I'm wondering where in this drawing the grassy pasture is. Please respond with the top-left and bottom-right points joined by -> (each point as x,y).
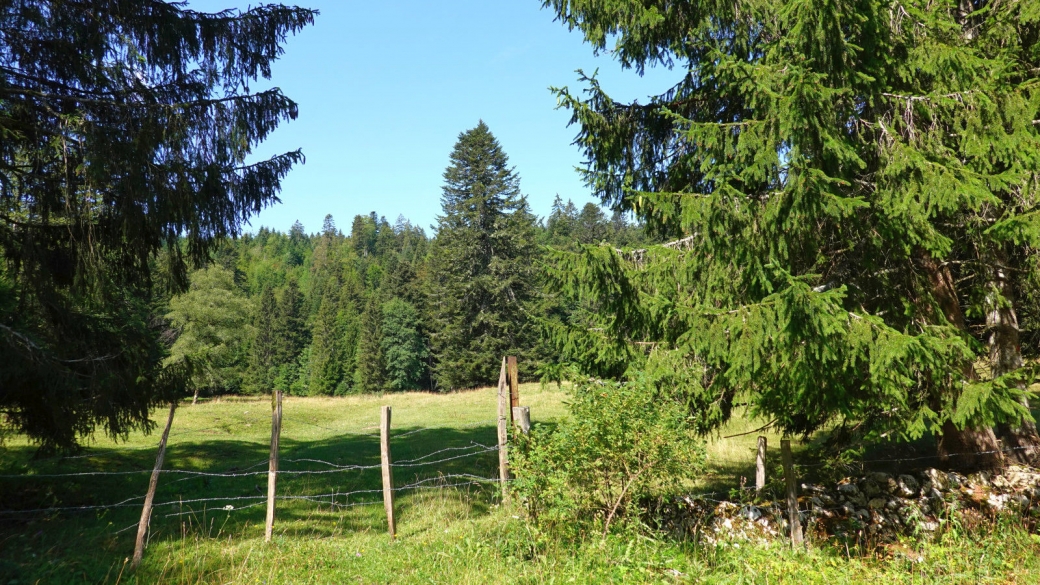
0,383 -> 564,583
2,384 -> 1039,584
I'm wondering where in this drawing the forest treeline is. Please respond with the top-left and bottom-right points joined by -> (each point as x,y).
162,190 -> 648,395
5,0 -> 1040,474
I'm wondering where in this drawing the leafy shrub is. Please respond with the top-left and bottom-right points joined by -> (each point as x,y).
512,376 -> 704,537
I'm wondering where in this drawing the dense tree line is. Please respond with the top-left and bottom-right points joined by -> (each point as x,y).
161,123 -> 652,398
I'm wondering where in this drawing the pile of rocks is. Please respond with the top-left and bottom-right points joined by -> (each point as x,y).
655,465 -> 1040,543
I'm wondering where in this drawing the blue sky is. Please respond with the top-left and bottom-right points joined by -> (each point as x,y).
188,1 -> 677,234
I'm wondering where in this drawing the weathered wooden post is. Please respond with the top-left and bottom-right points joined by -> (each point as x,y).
507,356 -> 519,423
497,357 -> 510,500
512,406 -> 531,435
780,439 -> 803,547
132,402 -> 177,569
265,390 -> 283,543
756,436 -> 767,494
380,405 -> 396,539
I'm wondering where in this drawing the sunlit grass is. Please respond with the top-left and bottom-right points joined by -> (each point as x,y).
2,383 -> 1039,583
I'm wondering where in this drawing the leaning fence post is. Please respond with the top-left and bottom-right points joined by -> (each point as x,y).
132,401 -> 177,569
512,406 -> 531,435
265,390 -> 283,543
507,356 -> 519,423
756,436 -> 767,494
780,439 -> 803,547
380,405 -> 396,539
497,357 -> 510,500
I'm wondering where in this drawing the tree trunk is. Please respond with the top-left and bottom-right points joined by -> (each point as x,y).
987,259 -> 1039,464
937,421 -> 1003,470
920,253 -> 1003,469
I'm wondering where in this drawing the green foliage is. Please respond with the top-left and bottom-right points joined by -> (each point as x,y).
309,287 -> 344,395
165,266 -> 253,395
353,293 -> 386,393
542,0 -> 1040,446
0,0 -> 313,449
275,346 -> 311,396
5,388 -> 1040,583
381,297 -> 429,391
244,286 -> 279,394
513,376 -> 704,536
542,195 -> 652,250
426,121 -> 542,389
273,279 -> 308,365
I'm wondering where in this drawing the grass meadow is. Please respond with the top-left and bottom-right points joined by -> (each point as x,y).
2,383 -> 1039,584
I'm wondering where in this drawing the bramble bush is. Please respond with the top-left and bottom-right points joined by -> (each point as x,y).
512,376 -> 704,537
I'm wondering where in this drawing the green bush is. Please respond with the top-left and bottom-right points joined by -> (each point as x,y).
512,376 -> 705,537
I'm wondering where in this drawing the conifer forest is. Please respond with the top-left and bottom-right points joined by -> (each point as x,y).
4,1 -> 1040,583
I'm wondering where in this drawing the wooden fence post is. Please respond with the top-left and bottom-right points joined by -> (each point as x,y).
780,439 -> 803,547
512,406 -> 531,435
756,436 -> 767,494
131,402 -> 177,569
507,356 -> 519,423
265,390 -> 283,543
497,357 -> 510,500
380,405 -> 396,539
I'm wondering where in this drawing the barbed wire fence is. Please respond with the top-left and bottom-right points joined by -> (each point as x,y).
0,356 -> 529,567
5,356 -> 1035,563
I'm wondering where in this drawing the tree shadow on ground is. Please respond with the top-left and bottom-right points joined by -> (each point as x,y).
0,424 -> 501,583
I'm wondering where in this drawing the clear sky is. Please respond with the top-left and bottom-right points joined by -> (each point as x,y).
187,1 -> 678,234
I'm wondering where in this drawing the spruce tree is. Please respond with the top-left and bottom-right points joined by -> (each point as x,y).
0,1 -> 314,448
245,286 -> 279,393
544,0 -> 1040,467
381,297 -> 429,391
354,293 -> 387,393
335,295 -> 362,394
426,122 -> 540,389
308,287 -> 342,395
273,279 -> 307,366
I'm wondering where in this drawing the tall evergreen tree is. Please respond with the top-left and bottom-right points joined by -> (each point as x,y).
381,298 -> 429,391
273,279 -> 307,366
0,1 -> 314,449
426,122 -> 540,389
245,286 -> 279,393
544,0 -> 1040,467
308,286 -> 342,395
287,220 -> 309,267
354,292 -> 387,393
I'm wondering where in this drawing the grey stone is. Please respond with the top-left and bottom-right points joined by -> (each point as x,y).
897,474 -> 919,497
869,471 -> 893,483
740,505 -> 762,521
842,490 -> 866,506
836,482 -> 859,495
924,469 -> 947,491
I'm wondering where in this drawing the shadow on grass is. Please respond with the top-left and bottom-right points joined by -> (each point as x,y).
0,424 -> 501,583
